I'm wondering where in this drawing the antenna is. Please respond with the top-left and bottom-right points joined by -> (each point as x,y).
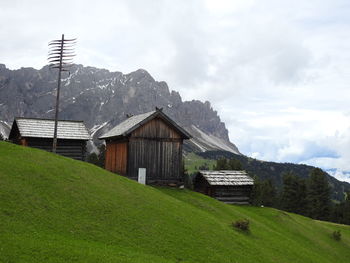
48,34 -> 76,153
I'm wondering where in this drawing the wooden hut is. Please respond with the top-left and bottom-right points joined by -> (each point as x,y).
99,109 -> 191,185
194,170 -> 254,204
9,117 -> 90,160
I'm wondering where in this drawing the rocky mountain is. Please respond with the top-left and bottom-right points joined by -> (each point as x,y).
0,63 -> 239,154
0,120 -> 10,140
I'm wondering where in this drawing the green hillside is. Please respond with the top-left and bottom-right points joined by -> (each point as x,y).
1,141 -> 349,263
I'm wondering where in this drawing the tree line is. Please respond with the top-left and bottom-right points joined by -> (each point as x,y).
215,158 -> 350,225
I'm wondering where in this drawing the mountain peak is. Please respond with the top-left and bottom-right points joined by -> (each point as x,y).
0,63 -> 238,153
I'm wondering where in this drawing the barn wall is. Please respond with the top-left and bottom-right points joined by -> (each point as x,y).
194,175 -> 212,196
121,118 -> 183,183
26,138 -> 87,161
131,118 -> 181,139
127,138 -> 183,183
105,141 -> 128,174
213,185 -> 253,204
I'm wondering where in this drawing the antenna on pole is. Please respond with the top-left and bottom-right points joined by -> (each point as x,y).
48,34 -> 76,153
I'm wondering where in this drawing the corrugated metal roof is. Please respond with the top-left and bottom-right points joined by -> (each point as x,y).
15,118 -> 90,140
199,170 -> 254,186
99,109 -> 191,140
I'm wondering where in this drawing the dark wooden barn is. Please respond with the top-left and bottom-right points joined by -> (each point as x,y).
99,109 -> 191,185
194,170 -> 254,204
9,117 -> 90,161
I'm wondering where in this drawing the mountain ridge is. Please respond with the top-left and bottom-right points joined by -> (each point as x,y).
0,63 -> 239,153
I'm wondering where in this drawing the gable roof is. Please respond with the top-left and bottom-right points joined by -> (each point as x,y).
199,170 -> 254,186
9,117 -> 91,140
99,109 -> 191,140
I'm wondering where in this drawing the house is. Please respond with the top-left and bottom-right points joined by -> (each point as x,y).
194,170 -> 254,204
99,108 -> 191,185
9,117 -> 90,160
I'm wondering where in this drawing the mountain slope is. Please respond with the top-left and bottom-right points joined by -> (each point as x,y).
197,150 -> 350,201
0,64 -> 238,153
0,141 -> 349,263
0,120 -> 10,139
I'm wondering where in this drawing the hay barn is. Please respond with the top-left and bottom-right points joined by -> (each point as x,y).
9,117 -> 90,160
194,170 -> 254,204
99,109 -> 191,185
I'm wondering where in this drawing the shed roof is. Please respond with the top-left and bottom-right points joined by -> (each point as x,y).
99,109 -> 191,140
10,117 -> 91,140
199,170 -> 254,186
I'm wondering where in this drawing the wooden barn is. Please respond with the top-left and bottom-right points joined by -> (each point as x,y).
194,170 -> 254,204
99,109 -> 191,185
9,117 -> 90,160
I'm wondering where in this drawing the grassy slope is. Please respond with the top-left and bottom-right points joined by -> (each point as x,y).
184,152 -> 216,174
0,141 -> 349,263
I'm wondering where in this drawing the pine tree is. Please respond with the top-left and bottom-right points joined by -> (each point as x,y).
343,191 -> 350,225
215,158 -> 243,170
281,172 -> 307,215
250,177 -> 276,207
97,144 -> 106,168
307,168 -> 331,220
260,179 -> 276,207
228,159 -> 243,170
215,158 -> 229,170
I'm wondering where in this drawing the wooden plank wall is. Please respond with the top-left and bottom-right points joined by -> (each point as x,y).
131,118 -> 181,139
127,117 -> 184,183
213,185 -> 253,204
26,138 -> 87,161
105,141 -> 127,174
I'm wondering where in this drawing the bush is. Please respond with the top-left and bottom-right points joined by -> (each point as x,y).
332,230 -> 341,241
232,219 -> 250,232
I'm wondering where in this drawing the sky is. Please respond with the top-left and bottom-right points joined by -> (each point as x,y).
1,0 -> 350,182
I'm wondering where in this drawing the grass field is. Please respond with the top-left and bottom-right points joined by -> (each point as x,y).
184,152 -> 216,174
1,141 -> 349,263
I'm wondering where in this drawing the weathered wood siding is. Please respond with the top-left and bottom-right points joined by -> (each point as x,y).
127,139 -> 182,182
127,117 -> 183,183
131,118 -> 182,139
25,138 -> 87,161
105,141 -> 128,174
213,185 -> 252,204
194,175 -> 212,196
194,174 -> 253,204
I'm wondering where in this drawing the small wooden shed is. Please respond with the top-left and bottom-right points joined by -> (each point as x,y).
9,117 -> 90,160
99,109 -> 191,185
194,170 -> 254,204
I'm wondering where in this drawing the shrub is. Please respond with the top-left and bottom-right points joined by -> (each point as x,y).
232,219 -> 250,232
332,230 -> 341,241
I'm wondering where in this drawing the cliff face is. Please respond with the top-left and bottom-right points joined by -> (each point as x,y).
0,64 -> 240,153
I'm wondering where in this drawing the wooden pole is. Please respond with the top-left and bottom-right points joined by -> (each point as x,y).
52,34 -> 64,153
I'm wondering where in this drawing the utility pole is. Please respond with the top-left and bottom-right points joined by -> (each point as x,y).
48,34 -> 76,153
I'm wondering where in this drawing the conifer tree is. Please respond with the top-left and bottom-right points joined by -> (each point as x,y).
307,168 -> 331,220
251,177 -> 276,207
281,172 -> 307,215
214,158 -> 229,170
343,191 -> 350,225
228,159 -> 243,170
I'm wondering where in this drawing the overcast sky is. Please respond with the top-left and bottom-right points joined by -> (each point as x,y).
1,0 -> 350,182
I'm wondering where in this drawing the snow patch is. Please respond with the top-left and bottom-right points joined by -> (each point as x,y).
90,122 -> 108,138
97,84 -> 109,89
